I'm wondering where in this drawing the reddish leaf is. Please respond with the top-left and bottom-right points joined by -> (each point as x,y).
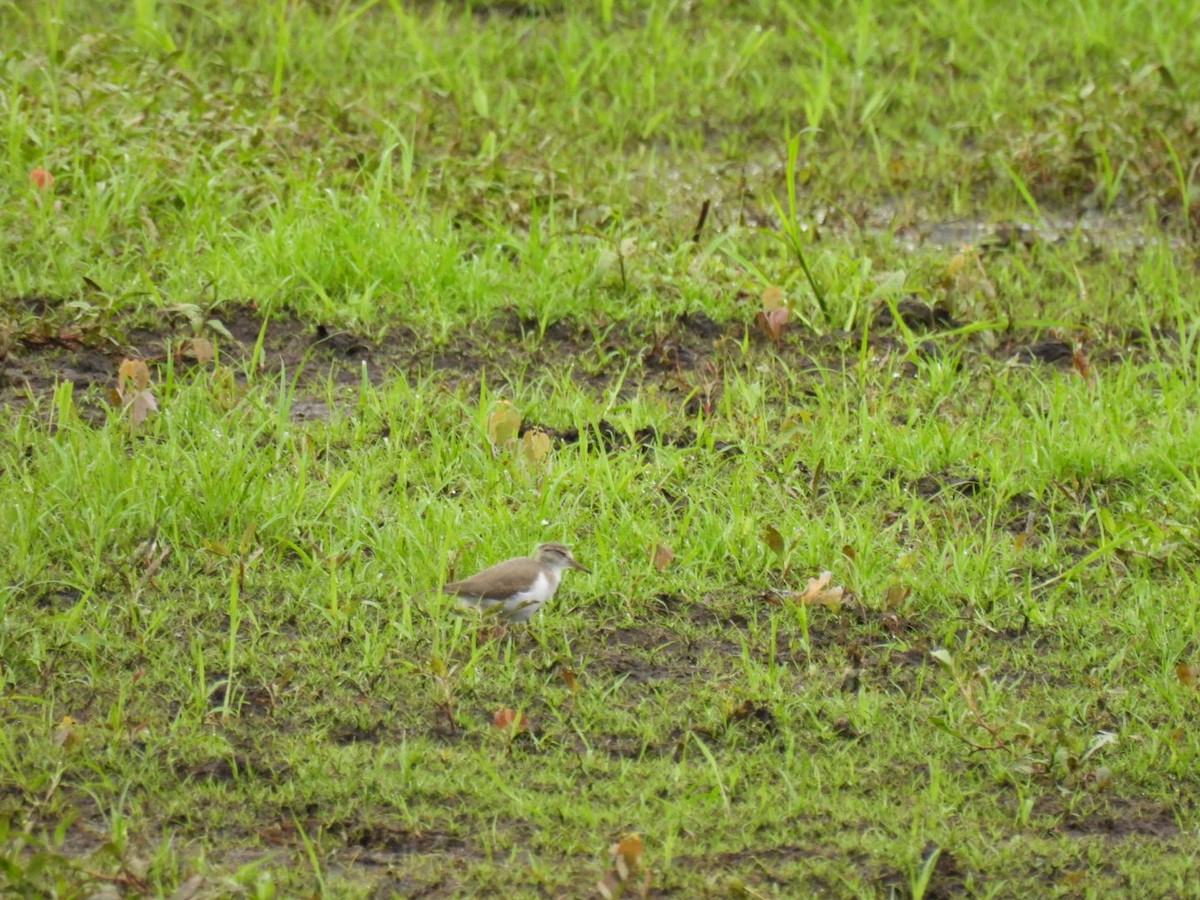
492,707 -> 527,731
755,306 -> 789,344
29,167 -> 54,190
1072,346 -> 1092,382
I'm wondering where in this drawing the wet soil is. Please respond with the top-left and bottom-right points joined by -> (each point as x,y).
0,297 -> 1174,418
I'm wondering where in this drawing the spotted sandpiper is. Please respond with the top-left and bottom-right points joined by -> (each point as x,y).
443,542 -> 590,623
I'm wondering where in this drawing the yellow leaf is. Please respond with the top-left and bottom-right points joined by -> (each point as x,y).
945,249 -> 970,278
486,403 -> 522,447
118,358 -> 151,392
761,284 -> 785,310
520,429 -> 551,465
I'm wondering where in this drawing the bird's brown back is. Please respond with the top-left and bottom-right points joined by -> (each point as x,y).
443,556 -> 543,600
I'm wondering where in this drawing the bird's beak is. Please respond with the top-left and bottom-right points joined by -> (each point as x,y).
570,558 -> 591,573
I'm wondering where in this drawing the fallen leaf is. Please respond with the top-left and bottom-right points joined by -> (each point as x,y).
799,570 -> 844,606
128,389 -> 159,427
1072,346 -> 1092,382
882,582 -> 910,610
29,167 -> 54,190
944,248 -> 971,278
841,544 -> 856,560
761,525 -> 785,556
755,306 -> 788,344
598,833 -> 650,898
596,872 -> 621,899
520,429 -> 551,465
486,402 -> 522,448
114,358 -> 158,428
180,337 -> 215,363
1175,662 -> 1196,688
119,358 -> 151,392
53,715 -> 82,751
560,667 -> 579,693
761,284 -> 785,310
651,543 -> 674,572
929,648 -> 955,670
613,834 -> 644,880
492,707 -> 527,731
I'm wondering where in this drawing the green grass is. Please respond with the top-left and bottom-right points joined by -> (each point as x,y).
3,0 -> 1200,896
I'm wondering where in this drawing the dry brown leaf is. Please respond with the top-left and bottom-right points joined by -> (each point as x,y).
596,872 -> 623,899
128,389 -> 159,427
1175,662 -> 1196,688
181,337 -> 215,363
119,358 -> 151,392
520,429 -> 552,465
800,571 -> 845,607
115,358 -> 158,428
651,543 -> 674,572
560,667 -> 579,694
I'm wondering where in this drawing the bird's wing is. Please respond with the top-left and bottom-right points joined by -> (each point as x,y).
443,557 -> 540,600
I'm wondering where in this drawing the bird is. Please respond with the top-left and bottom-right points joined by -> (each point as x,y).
443,542 -> 590,623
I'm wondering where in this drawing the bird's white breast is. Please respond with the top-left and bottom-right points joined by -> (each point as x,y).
496,570 -> 558,622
